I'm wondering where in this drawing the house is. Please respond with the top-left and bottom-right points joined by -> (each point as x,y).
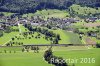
0,28 -> 4,30
31,23 -> 39,26
86,17 -> 98,22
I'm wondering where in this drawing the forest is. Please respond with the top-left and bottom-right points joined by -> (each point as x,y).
0,0 -> 100,13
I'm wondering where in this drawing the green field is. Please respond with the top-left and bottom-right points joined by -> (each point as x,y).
52,29 -> 82,44
10,28 -> 82,45
54,48 -> 100,66
0,46 -> 52,66
22,9 -> 69,19
0,23 -> 82,45
13,32 -> 51,45
70,4 -> 100,16
0,24 -> 82,45
0,32 -> 19,45
0,52 -> 52,66
19,24 -> 29,33
0,12 -> 14,16
0,46 -> 100,66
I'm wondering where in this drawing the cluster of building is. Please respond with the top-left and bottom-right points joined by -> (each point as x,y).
0,13 -> 100,30
47,17 -> 79,29
85,17 -> 100,22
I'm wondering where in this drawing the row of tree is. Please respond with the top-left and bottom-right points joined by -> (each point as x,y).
22,46 -> 39,53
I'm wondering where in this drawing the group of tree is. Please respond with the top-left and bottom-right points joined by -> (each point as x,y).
0,50 -> 16,53
31,46 -> 39,53
96,43 -> 100,48
44,48 -> 68,66
22,46 -> 39,53
4,26 -> 12,33
24,24 -> 61,44
1,25 -> 12,33
6,41 -> 23,46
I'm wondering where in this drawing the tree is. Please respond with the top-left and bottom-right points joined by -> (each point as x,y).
53,38 -> 59,44
96,43 -> 100,48
31,46 -> 39,53
55,57 -> 68,66
12,38 -> 15,41
0,30 -> 3,37
22,48 -> 25,52
26,49 -> 29,52
97,33 -> 100,39
73,28 -> 79,33
56,34 -> 61,40
44,48 -> 68,66
4,26 -> 11,33
36,46 -> 39,53
44,48 -> 53,61
0,13 -> 4,16
4,50 -> 6,53
47,24 -> 52,29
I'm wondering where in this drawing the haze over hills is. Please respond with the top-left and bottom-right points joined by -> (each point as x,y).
0,0 -> 100,13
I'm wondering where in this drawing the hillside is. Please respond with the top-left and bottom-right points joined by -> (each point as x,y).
69,4 -> 100,18
0,0 -> 100,13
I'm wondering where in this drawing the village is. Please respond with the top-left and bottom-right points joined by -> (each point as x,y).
0,13 -> 100,46
0,13 -> 100,30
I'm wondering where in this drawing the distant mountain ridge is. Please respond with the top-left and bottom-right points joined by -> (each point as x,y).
0,0 -> 100,13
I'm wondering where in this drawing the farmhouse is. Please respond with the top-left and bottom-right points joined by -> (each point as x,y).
0,24 -> 4,30
31,23 -> 39,26
85,17 -> 98,22
0,27 -> 4,30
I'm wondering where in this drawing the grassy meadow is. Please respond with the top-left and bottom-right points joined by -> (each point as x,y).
0,32 -> 19,45
22,9 -> 70,19
0,52 -> 52,66
0,46 -> 100,66
54,48 -> 100,66
70,4 -> 100,16
52,29 -> 82,44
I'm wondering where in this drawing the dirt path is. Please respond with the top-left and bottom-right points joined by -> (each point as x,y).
85,37 -> 96,44
84,22 -> 100,27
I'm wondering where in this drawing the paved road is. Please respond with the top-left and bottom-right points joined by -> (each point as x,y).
23,44 -> 95,46
0,44 -> 95,47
